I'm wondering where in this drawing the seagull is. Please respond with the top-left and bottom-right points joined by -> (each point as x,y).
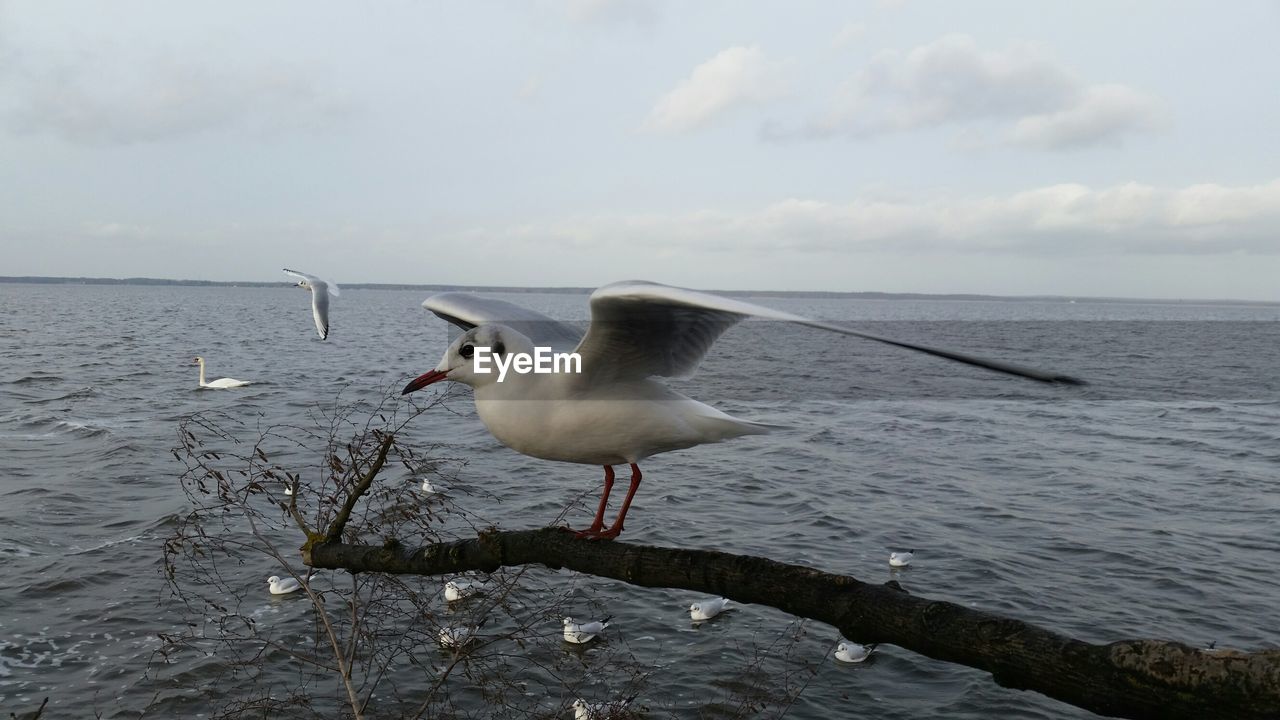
283,268 -> 340,340
268,575 -> 302,595
889,550 -> 915,568
421,478 -> 437,494
572,698 -> 633,720
283,484 -> 294,497
563,615 -> 612,644
437,623 -> 481,649
834,639 -> 877,663
444,578 -> 485,602
192,356 -> 252,389
401,281 -> 1084,539
690,597 -> 730,621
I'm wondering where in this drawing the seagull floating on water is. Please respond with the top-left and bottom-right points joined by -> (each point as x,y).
563,615 -> 612,644
283,268 -> 340,340
444,578 -> 485,602
572,697 -> 633,720
421,478 -> 437,494
193,356 -> 252,389
437,623 -> 481,649
889,550 -> 915,568
690,597 -> 730,621
268,575 -> 302,595
834,639 -> 877,663
401,281 -> 1084,539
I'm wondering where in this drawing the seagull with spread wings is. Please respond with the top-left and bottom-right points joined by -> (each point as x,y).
283,268 -> 340,340
402,281 -> 1083,539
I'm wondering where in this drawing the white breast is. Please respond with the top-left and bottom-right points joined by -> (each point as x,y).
473,375 -> 766,466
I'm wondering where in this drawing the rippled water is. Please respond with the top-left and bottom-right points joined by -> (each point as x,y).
1,282 -> 1278,718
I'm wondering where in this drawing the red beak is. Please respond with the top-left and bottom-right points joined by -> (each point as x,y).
401,369 -> 450,395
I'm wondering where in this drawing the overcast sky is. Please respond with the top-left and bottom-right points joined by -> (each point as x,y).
2,1 -> 1278,299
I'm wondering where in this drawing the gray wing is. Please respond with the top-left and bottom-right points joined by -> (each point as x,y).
311,288 -> 330,339
284,268 -> 340,297
573,281 -> 1085,385
423,292 -> 584,352
575,282 -> 745,382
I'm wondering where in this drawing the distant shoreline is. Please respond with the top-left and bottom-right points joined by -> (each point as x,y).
1,275 -> 1277,307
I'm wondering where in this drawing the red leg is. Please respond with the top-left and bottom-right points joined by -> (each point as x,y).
595,464 -> 642,539
583,465 -> 615,534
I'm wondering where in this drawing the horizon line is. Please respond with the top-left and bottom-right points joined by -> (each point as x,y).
1,275 -> 1277,307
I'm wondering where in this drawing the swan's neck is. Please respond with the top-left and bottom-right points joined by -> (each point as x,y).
197,360 -> 207,386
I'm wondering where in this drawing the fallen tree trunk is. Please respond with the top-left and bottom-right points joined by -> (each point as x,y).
304,529 -> 1280,720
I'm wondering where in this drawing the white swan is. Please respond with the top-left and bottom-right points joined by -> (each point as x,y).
283,268 -> 340,340
192,356 -> 252,389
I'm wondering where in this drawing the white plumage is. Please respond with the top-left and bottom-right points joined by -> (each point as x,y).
192,356 -> 251,389
267,575 -> 301,595
437,624 -> 481,649
889,550 -> 915,568
562,615 -> 611,644
834,640 -> 877,663
283,268 -> 340,340
572,698 -> 633,720
689,597 -> 730,621
443,578 -> 485,602
402,281 -> 1082,538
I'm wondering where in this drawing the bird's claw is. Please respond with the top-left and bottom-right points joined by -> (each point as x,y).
570,526 -> 621,541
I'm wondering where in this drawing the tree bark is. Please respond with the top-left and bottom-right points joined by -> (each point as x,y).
305,529 -> 1280,720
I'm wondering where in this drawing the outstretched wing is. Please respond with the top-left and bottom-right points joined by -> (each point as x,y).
573,281 -> 1085,385
284,268 -> 337,339
283,268 -> 312,284
423,292 -> 584,353
311,288 -> 330,339
283,268 -> 340,296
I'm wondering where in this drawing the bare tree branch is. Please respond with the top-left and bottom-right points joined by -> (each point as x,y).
307,529 -> 1280,720
322,432 -> 395,546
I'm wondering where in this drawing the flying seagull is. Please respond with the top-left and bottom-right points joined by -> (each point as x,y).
283,268 -> 340,339
402,281 -> 1083,539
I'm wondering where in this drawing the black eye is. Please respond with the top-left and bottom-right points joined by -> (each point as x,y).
459,344 -> 474,358
492,342 -> 505,357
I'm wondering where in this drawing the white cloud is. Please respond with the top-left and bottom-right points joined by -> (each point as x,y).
466,179 -> 1280,256
806,34 -> 1164,149
831,22 -> 866,49
643,45 -> 789,133
1,44 -> 350,145
1010,83 -> 1166,149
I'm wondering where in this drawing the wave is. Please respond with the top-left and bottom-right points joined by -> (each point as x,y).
0,540 -> 41,558
67,533 -> 157,557
0,415 -> 112,439
6,374 -> 66,385
0,410 -> 131,440
29,386 -> 97,403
